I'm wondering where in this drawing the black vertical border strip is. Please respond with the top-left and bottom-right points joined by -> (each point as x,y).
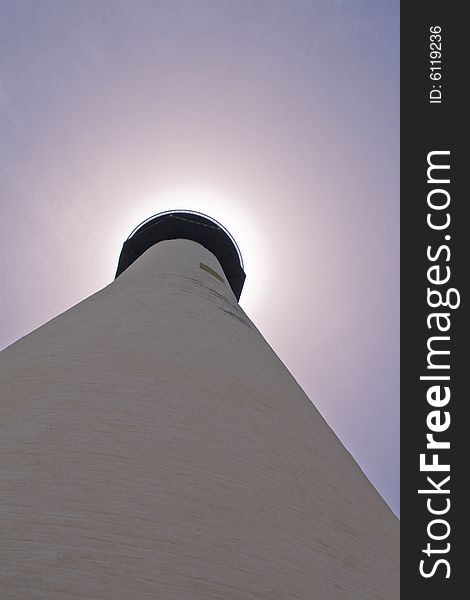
401,2 -> 465,598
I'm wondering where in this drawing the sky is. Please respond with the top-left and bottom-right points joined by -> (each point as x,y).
0,0 -> 399,514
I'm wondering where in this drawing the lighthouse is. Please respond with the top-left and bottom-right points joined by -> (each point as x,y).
0,211 -> 399,599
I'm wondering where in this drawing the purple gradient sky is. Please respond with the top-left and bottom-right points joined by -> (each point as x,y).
0,1 -> 399,514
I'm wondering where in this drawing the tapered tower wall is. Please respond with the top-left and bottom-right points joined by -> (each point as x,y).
0,238 -> 399,599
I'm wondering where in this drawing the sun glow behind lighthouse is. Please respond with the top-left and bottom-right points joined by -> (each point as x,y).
115,185 -> 268,313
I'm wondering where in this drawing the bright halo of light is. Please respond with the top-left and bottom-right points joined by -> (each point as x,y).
114,185 -> 268,313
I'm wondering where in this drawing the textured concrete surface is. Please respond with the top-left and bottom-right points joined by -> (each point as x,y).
0,239 -> 399,599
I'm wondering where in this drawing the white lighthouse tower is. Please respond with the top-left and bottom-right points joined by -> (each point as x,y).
0,211 -> 399,599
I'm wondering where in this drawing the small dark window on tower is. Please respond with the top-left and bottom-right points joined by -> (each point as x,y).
200,262 -> 225,284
